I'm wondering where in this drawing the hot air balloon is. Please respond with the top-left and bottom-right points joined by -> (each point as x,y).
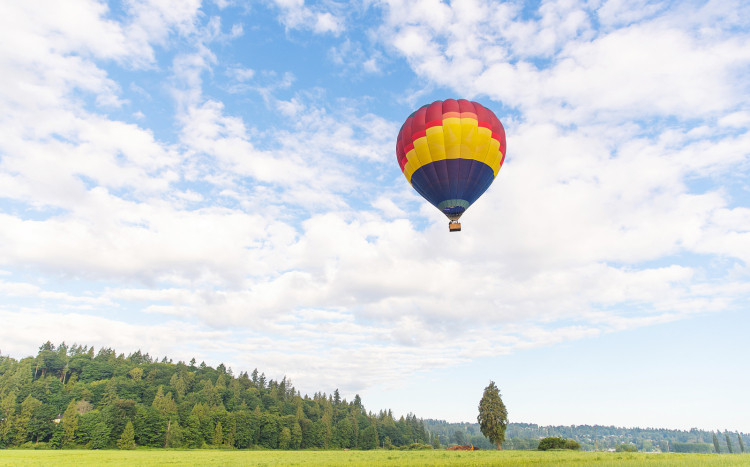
396,99 -> 506,231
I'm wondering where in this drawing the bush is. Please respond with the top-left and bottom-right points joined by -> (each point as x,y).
538,437 -> 562,450
538,437 -> 580,451
564,439 -> 581,450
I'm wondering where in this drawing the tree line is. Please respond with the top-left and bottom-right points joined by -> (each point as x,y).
0,342 -> 430,450
424,420 -> 748,453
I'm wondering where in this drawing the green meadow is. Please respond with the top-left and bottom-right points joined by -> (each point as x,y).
0,450 -> 748,466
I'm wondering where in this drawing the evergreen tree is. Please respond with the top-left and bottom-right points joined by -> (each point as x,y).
117,421 -> 136,450
352,394 -> 363,413
725,432 -> 734,454
61,399 -> 78,447
128,367 -> 143,381
164,420 -> 184,448
0,393 -> 16,447
90,421 -> 111,449
334,417 -> 355,449
222,414 -> 236,447
101,378 -> 118,406
15,394 -> 42,445
278,427 -> 291,449
134,405 -> 166,447
190,402 -> 212,443
359,425 -> 379,450
321,405 -> 333,448
713,432 -> 721,453
432,432 -> 441,449
306,420 -> 326,449
738,433 -> 745,454
477,381 -> 508,450
259,413 -> 279,448
152,386 -> 178,418
172,374 -> 187,399
183,414 -> 203,448
49,424 -> 64,449
212,421 -> 223,446
290,421 -> 302,450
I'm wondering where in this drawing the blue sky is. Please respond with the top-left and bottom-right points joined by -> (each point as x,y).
1,0 -> 749,432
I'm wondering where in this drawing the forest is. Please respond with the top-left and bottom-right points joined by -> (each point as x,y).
0,342 -> 428,450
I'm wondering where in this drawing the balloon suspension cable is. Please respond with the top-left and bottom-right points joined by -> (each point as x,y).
449,220 -> 462,232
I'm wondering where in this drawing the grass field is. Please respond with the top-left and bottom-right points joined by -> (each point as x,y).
0,450 -> 749,466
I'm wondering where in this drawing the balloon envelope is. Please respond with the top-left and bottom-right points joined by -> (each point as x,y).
396,99 -> 506,222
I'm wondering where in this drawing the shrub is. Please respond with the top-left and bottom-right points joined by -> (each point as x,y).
564,439 -> 581,450
538,437 -> 580,451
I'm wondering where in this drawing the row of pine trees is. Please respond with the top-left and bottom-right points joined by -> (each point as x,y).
0,342 -> 429,449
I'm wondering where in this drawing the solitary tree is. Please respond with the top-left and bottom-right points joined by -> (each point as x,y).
477,381 -> 508,450
738,434 -> 746,454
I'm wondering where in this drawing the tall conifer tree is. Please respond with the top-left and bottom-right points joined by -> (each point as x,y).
725,432 -> 734,453
61,400 -> 78,446
117,421 -> 135,450
713,432 -> 721,453
477,381 -> 508,450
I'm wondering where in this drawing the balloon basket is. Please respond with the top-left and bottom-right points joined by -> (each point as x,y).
449,221 -> 461,232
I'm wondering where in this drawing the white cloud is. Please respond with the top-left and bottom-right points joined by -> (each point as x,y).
719,111 -> 750,128
123,0 -> 202,63
597,0 -> 667,28
379,0 -> 750,123
270,0 -> 345,35
227,66 -> 255,82
328,39 -> 384,75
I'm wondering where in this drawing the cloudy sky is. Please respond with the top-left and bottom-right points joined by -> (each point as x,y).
1,0 -> 748,432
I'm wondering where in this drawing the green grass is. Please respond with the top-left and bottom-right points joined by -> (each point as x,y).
0,449 -> 748,466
